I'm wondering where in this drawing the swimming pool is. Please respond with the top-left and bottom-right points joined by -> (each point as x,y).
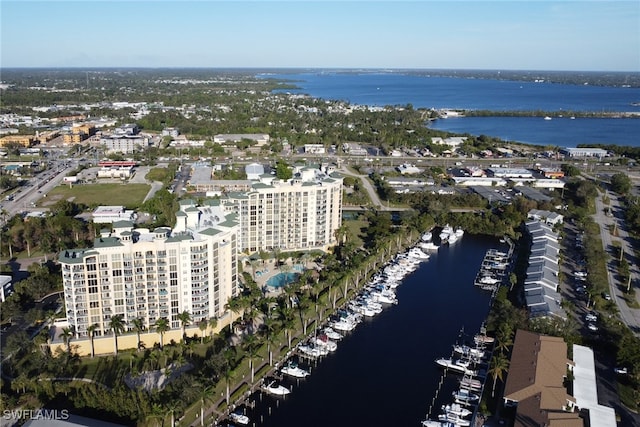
266,272 -> 300,288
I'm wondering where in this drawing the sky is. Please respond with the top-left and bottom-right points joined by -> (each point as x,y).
1,1 -> 639,71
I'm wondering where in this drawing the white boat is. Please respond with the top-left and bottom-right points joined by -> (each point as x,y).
331,319 -> 356,332
229,412 -> 250,425
435,358 -> 476,376
422,421 -> 456,427
460,377 -> 482,391
439,224 -> 454,243
281,361 -> 310,378
262,380 -> 291,396
323,327 -> 342,340
442,403 -> 472,418
544,116 -> 552,120
455,227 -> 464,238
420,242 -> 439,252
408,247 -> 430,260
447,232 -> 459,245
453,345 -> 485,359
453,388 -> 480,404
438,413 -> 470,426
474,334 -> 495,345
478,276 -> 500,285
422,231 -> 433,242
298,343 -> 328,358
313,334 -> 338,352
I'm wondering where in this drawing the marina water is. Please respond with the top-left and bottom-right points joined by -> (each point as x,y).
239,235 -> 504,426
261,71 -> 640,147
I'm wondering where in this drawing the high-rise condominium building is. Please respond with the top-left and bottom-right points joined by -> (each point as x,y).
223,165 -> 343,253
60,200 -> 238,338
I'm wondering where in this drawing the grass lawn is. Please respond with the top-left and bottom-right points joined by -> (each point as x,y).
46,183 -> 150,209
343,217 -> 368,248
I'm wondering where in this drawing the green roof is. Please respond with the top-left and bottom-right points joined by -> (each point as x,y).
199,228 -> 222,236
176,211 -> 187,217
251,182 -> 273,189
94,237 -> 124,248
185,206 -> 200,213
113,220 -> 133,229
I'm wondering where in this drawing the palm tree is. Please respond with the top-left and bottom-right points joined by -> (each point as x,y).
495,324 -> 514,355
177,310 -> 191,341
243,334 -> 260,384
489,352 -> 510,397
131,317 -> 145,351
198,319 -> 207,344
154,318 -> 170,349
262,315 -> 277,366
208,317 -> 218,339
199,385 -> 216,427
86,323 -> 98,358
108,314 -> 125,356
61,326 -> 75,354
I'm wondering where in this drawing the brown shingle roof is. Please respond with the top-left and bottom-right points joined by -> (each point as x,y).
504,330 -> 581,427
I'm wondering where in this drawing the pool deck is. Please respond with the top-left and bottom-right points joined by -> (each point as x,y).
250,258 -> 316,296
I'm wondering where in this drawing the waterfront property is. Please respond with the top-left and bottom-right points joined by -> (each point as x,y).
58,199 -> 239,352
523,219 -> 566,319
503,330 -> 580,426
503,330 -> 616,427
222,163 -> 343,253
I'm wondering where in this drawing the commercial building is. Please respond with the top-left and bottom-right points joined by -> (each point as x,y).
223,164 -> 343,254
560,147 -> 609,158
0,135 -> 35,147
99,124 -> 149,154
213,133 -> 270,147
60,200 -> 239,341
92,206 -> 136,224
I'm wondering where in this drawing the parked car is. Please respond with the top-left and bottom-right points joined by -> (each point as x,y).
602,292 -> 611,301
587,323 -> 598,332
614,367 -> 628,375
585,313 -> 598,322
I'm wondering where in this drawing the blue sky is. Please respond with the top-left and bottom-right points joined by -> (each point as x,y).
1,1 -> 639,71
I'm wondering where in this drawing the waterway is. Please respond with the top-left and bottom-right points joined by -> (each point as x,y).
234,234 -> 505,427
260,71 -> 640,147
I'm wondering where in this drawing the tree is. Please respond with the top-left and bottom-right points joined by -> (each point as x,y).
177,310 -> 191,341
610,172 -> 632,195
87,323 -> 98,358
108,314 -> 125,356
131,317 -> 146,351
275,161 -> 292,180
208,317 -> 218,339
61,326 -> 75,354
199,385 -> 216,427
154,318 -> 170,349
198,320 -> 207,344
489,352 -> 510,397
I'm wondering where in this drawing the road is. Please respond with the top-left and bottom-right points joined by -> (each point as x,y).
593,188 -> 640,335
1,161 -> 75,221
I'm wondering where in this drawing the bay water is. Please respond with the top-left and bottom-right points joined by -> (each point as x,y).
261,71 -> 640,147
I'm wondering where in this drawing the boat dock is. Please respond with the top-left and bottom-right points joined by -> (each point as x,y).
473,240 -> 515,291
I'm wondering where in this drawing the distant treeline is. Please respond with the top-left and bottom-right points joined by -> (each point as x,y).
462,110 -> 639,118
405,69 -> 640,88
